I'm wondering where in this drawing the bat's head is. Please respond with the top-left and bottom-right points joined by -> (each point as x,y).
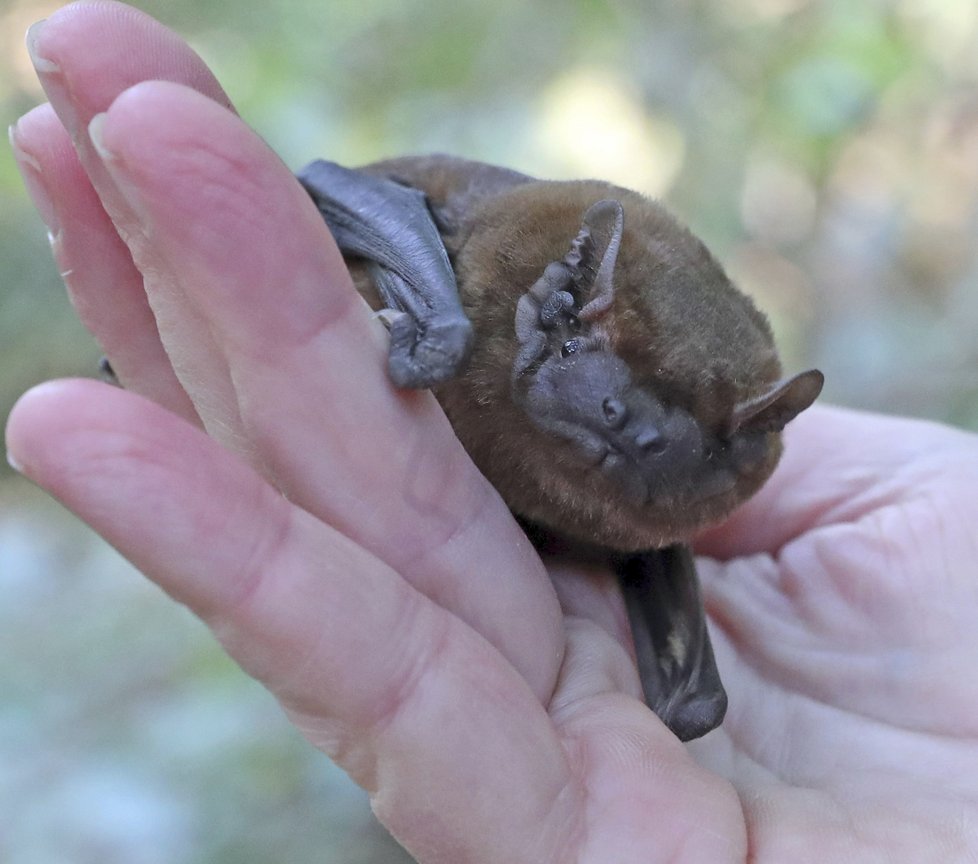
450,183 -> 822,551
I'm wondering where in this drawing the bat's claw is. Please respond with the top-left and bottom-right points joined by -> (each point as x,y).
99,356 -> 121,387
386,313 -> 474,389
373,308 -> 405,332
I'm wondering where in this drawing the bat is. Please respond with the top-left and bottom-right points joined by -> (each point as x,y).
297,154 -> 824,741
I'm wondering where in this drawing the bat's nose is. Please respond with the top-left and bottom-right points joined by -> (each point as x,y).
601,392 -> 669,456
634,426 -> 664,452
601,397 -> 628,429
600,397 -> 670,465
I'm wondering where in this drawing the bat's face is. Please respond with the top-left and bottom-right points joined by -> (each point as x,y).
448,185 -> 822,552
519,348 -> 768,510
510,314 -> 819,550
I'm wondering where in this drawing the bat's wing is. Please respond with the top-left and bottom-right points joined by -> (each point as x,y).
297,159 -> 473,388
617,544 -> 727,741
357,154 -> 533,240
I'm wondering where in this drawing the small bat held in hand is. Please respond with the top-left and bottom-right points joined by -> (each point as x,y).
297,155 -> 823,741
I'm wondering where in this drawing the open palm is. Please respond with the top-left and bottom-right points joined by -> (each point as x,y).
692,409 -> 978,861
9,4 -> 978,861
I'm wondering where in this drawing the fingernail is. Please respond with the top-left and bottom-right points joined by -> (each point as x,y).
88,113 -> 151,226
26,19 -> 59,74
87,113 -> 113,162
6,449 -> 24,474
9,121 -> 60,235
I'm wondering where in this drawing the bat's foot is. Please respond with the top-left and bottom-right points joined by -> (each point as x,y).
385,312 -> 473,389
655,687 -> 728,742
618,545 -> 729,742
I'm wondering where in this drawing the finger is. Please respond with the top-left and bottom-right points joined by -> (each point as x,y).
26,1 -> 233,410
88,79 -> 564,702
10,103 -> 198,420
546,558 -> 634,655
5,380 -> 578,864
27,1 -> 233,201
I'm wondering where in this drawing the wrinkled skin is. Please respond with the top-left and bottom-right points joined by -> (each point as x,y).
8,4 -> 978,862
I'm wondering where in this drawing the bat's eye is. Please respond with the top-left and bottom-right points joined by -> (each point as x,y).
566,314 -> 582,333
561,339 -> 581,357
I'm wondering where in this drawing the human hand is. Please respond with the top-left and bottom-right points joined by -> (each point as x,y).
8,3 -> 978,862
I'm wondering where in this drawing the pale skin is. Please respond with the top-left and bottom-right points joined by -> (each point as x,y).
7,3 -> 978,862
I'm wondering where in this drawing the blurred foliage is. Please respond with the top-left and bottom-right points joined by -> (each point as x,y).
1,0 -> 977,861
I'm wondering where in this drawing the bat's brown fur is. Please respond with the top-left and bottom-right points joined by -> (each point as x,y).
348,156 -> 815,551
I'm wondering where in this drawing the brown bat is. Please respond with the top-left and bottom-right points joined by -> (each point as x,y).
297,155 -> 823,741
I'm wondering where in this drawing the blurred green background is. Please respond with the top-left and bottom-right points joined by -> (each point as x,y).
1,0 -> 976,861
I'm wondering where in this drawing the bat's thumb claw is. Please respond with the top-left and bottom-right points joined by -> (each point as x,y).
373,309 -> 409,332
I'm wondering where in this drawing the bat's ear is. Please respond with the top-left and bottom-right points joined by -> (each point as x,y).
728,369 -> 824,435
513,198 -> 625,365
569,199 -> 625,323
